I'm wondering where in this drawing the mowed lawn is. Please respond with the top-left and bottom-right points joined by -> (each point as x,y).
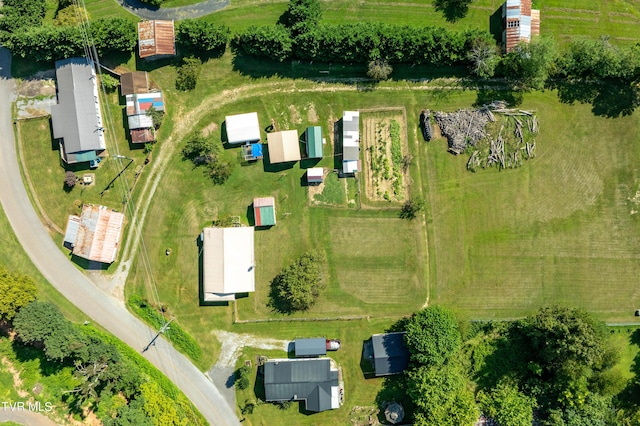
203,0 -> 640,46
425,91 -> 640,321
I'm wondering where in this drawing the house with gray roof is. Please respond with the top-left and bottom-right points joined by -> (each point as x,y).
264,358 -> 341,412
51,58 -> 106,164
372,331 -> 410,376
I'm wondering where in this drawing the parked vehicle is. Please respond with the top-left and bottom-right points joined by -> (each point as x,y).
326,339 -> 341,351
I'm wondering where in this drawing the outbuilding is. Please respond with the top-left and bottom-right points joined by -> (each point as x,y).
371,331 -> 410,377
138,20 -> 176,60
306,167 -> 324,185
63,204 -> 125,264
342,111 -> 360,174
295,338 -> 327,357
200,227 -> 255,301
225,112 -> 261,145
267,130 -> 301,163
304,126 -> 323,159
253,197 -> 276,227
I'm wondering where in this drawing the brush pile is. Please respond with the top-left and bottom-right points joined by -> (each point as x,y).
433,107 -> 495,154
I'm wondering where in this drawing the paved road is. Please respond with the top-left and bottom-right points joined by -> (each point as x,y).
0,47 -> 239,426
118,0 -> 229,20
0,410 -> 59,426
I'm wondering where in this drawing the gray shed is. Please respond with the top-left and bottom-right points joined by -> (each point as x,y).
295,338 -> 326,357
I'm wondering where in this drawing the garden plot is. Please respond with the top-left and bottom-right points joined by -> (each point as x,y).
361,109 -> 410,203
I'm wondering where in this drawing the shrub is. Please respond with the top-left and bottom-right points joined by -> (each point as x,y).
64,171 -> 77,188
176,57 -> 202,91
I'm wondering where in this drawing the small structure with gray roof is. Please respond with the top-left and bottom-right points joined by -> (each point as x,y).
372,331 -> 410,376
294,338 -> 327,357
200,226 -> 255,301
264,358 -> 341,412
342,111 -> 360,174
51,58 -> 106,164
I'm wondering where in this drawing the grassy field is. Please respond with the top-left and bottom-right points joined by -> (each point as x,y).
424,91 -> 640,321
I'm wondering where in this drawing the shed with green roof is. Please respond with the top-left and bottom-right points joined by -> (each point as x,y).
305,126 -> 323,159
253,197 -> 276,227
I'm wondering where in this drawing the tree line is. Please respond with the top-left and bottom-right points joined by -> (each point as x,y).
394,305 -> 640,425
0,264 -> 204,425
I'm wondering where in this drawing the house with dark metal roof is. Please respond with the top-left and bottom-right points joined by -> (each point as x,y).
295,338 -> 327,357
63,204 -> 125,264
304,126 -> 323,159
51,58 -> 106,165
138,20 -> 176,60
372,331 -> 410,376
264,358 -> 341,412
502,0 -> 540,53
342,111 -> 360,174
253,197 -> 276,227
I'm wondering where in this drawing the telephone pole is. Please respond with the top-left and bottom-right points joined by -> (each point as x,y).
142,318 -> 174,353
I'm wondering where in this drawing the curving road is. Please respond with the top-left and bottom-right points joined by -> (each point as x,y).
0,47 -> 239,426
118,0 -> 230,20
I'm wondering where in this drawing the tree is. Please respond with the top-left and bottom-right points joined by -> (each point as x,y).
404,305 -> 461,367
278,0 -> 322,36
176,56 -> 202,91
100,74 -> 119,93
235,365 -> 251,390
231,25 -> 293,62
54,5 -> 88,27
478,380 -> 536,426
269,252 -> 324,313
207,160 -> 233,185
176,20 -> 230,58
182,132 -> 214,164
367,59 -> 393,80
0,266 -> 37,321
146,106 -> 164,130
91,18 -> 137,56
468,38 -> 499,78
502,36 -> 558,91
407,364 -> 478,426
399,199 -> 424,220
64,171 -> 77,188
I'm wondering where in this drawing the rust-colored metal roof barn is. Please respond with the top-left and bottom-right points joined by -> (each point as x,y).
502,0 -> 540,53
138,20 -> 176,59
63,205 -> 125,264
120,71 -> 149,96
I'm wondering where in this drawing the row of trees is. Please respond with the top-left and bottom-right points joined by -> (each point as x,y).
396,305 -> 636,425
232,22 -> 494,66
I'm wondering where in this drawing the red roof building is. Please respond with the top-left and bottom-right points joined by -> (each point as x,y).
502,0 -> 540,53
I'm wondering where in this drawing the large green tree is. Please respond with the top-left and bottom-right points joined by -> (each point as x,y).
407,364 -> 478,426
278,0 -> 322,35
269,252 -> 324,313
502,36 -> 558,90
0,266 -> 37,321
404,305 -> 461,367
478,380 -> 536,426
176,20 -> 230,58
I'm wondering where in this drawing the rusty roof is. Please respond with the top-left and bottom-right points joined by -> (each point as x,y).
70,204 -> 125,263
138,20 -> 175,59
120,71 -> 149,96
503,0 -> 540,53
131,128 -> 155,143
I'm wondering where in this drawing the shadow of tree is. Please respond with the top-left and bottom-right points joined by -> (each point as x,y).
549,80 -> 640,118
432,0 -> 473,22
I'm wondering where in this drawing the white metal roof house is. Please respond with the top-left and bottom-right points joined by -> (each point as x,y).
342,111 -> 360,174
225,112 -> 261,144
51,58 -> 106,164
200,226 -> 255,301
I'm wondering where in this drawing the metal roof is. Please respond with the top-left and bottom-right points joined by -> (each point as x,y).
128,114 -> 154,129
267,130 -> 301,163
295,338 -> 327,357
138,20 -> 175,59
372,332 -> 410,376
264,358 -> 339,412
201,227 -> 255,301
253,197 -> 276,227
305,126 -> 323,158
130,128 -> 155,143
66,205 -> 125,264
342,111 -> 360,173
126,92 -> 164,116
503,0 -> 540,52
307,167 -> 324,182
63,215 -> 81,247
225,112 -> 261,144
51,58 -> 105,164
120,71 -> 149,96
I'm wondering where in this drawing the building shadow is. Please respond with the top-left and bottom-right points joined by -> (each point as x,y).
333,119 -> 343,173
360,339 -> 376,379
262,146 -> 297,173
489,5 -> 503,44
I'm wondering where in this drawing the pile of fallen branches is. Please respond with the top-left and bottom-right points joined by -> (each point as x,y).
434,107 -> 495,154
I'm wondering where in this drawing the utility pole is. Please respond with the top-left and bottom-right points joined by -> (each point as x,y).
142,318 -> 174,353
